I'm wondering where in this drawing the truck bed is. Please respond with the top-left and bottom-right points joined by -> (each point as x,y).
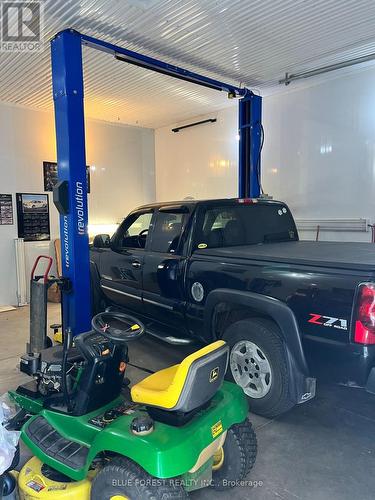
195,241 -> 375,272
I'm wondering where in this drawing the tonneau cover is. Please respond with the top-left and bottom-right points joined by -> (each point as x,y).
195,241 -> 375,272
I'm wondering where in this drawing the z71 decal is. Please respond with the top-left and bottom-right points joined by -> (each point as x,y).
308,313 -> 348,331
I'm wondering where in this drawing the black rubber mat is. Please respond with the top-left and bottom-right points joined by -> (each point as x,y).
26,416 -> 89,470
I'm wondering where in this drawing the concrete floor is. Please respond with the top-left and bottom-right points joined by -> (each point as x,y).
2,304 -> 375,500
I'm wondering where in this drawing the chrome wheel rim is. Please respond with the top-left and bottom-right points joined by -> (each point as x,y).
230,340 -> 272,398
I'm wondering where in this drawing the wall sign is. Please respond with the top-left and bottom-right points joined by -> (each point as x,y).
16,193 -> 50,241
0,194 -> 13,225
43,161 -> 91,193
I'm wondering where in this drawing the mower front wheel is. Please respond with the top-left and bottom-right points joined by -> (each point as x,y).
90,456 -> 187,500
211,418 -> 257,491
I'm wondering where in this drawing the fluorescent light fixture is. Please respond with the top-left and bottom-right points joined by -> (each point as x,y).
280,51 -> 375,85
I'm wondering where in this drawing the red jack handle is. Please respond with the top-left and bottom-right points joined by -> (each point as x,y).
31,255 -> 53,284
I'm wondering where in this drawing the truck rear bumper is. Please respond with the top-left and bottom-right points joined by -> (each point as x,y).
305,338 -> 375,390
365,368 -> 375,394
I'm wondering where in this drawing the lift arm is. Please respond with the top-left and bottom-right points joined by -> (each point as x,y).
50,28 -> 262,336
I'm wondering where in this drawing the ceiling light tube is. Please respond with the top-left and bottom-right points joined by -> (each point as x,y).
172,118 -> 217,133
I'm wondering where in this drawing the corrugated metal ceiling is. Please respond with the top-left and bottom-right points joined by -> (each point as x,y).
0,0 -> 375,127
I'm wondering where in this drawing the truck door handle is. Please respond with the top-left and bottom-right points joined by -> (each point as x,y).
132,261 -> 141,269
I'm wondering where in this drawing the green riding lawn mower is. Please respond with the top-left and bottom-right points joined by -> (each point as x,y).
1,260 -> 257,500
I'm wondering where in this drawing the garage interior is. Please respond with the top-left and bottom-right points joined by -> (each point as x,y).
1,1 -> 375,499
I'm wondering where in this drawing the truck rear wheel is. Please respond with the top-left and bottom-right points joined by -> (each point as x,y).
223,318 -> 295,418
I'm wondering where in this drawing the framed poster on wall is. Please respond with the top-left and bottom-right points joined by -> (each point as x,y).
16,193 -> 50,241
43,161 -> 91,193
0,194 -> 13,225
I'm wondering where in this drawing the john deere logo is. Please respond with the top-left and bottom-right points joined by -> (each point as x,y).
210,367 -> 219,383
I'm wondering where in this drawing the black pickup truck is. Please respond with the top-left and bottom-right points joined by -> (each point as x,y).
90,198 -> 375,417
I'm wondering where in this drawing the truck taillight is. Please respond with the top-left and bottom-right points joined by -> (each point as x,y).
354,284 -> 375,344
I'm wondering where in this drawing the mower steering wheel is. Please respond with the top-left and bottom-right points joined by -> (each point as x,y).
91,312 -> 145,343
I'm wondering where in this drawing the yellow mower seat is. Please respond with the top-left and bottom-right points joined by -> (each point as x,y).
131,340 -> 229,413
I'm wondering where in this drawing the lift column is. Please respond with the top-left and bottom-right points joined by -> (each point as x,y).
238,92 -> 262,198
51,30 -> 91,336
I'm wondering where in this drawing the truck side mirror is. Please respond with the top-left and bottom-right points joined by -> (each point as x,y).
93,234 -> 110,248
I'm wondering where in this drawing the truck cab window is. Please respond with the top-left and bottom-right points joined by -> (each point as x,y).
198,204 -> 298,248
117,212 -> 153,249
151,212 -> 186,253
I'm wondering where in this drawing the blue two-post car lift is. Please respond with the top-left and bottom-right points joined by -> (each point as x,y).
50,29 -> 262,337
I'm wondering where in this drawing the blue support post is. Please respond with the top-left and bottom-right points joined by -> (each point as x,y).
238,92 -> 262,198
51,30 -> 91,336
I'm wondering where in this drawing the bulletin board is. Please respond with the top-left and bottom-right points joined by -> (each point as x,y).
0,194 -> 13,225
16,193 -> 50,241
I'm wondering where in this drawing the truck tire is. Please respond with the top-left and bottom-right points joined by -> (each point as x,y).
223,318 -> 294,418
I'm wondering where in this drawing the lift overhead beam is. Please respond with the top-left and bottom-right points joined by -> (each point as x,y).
80,33 -> 247,96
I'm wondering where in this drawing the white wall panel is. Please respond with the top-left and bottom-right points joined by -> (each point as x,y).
0,104 -> 57,308
262,68 -> 375,224
0,102 -> 155,306
155,65 -> 375,244
155,108 -> 238,201
86,121 -> 155,224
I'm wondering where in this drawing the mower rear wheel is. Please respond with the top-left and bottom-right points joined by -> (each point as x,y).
211,418 -> 257,491
90,456 -> 187,500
